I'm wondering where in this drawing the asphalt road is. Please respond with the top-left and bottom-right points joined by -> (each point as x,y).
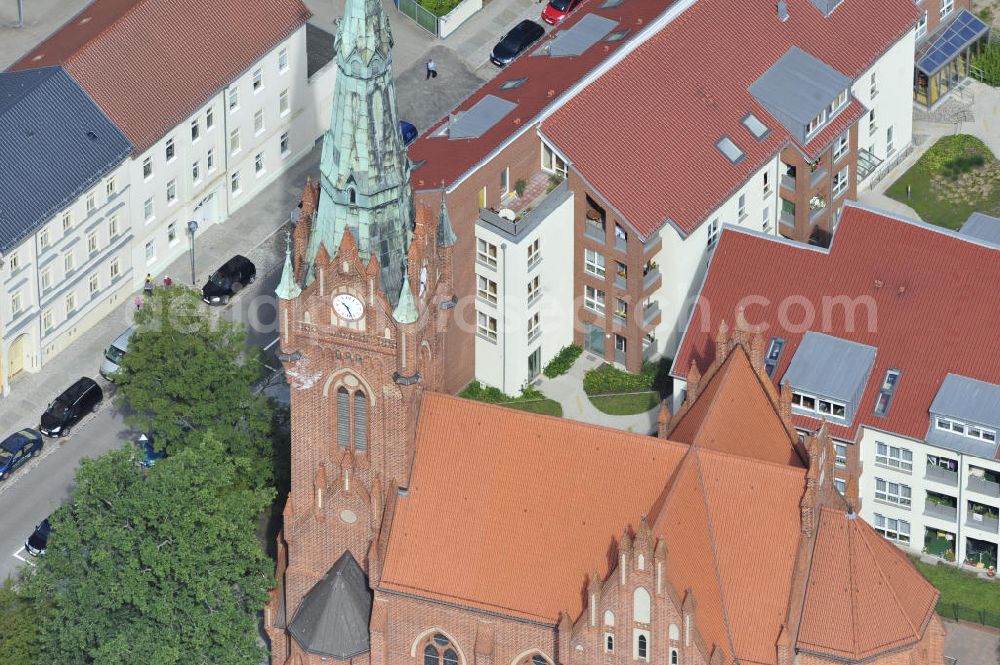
0,400 -> 129,581
0,245 -> 285,583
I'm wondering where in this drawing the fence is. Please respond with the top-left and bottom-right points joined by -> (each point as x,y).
936,601 -> 1000,629
398,0 -> 438,35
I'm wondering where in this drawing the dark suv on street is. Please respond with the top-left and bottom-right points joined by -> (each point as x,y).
202,255 -> 256,305
0,429 -> 43,480
39,377 -> 103,437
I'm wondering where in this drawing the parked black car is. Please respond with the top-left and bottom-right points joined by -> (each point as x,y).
491,20 -> 545,66
0,429 -> 43,480
202,255 -> 256,305
39,377 -> 103,437
25,518 -> 51,556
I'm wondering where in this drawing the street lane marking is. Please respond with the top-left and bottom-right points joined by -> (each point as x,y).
12,547 -> 35,566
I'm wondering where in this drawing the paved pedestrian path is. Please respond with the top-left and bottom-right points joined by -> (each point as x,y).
859,81 -> 1000,220
536,353 -> 660,433
943,619 -> 1000,665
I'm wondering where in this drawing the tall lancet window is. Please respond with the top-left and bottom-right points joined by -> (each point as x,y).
337,387 -> 350,448
353,391 -> 367,451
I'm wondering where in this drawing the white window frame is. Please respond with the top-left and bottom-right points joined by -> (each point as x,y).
832,166 -> 849,199
65,291 -> 76,313
207,148 -> 216,172
144,240 -> 155,263
874,513 -> 910,543
477,238 -> 497,269
875,478 -> 912,507
869,71 -> 878,99
279,89 -> 290,116
168,222 -> 178,245
231,171 -> 242,196
477,311 -> 498,341
791,391 -> 847,420
165,137 -> 176,162
87,232 -> 99,255
192,160 -> 201,183
109,258 -> 120,280
584,248 -> 606,278
940,0 -> 953,19
39,227 -> 50,249
40,267 -> 52,291
86,191 -> 96,213
108,214 -> 119,239
917,11 -> 928,38
255,152 -> 265,175
707,218 -> 719,246
278,47 -> 289,73
10,291 -> 22,316
280,132 -> 290,158
166,179 -> 177,205
936,417 -> 997,443
834,443 -> 847,467
62,210 -> 72,231
527,311 -> 540,341
63,250 -> 75,274
106,177 -> 116,197
229,87 -> 239,112
541,142 -> 568,177
252,68 -> 263,92
254,109 -> 265,135
477,275 -> 497,304
527,238 -> 540,268
584,285 -> 606,315
206,106 -> 215,130
527,275 -> 540,303
833,132 -> 849,162
142,156 -> 153,180
737,192 -> 747,220
144,198 -> 154,222
191,118 -> 200,143
88,273 -> 99,296
42,309 -> 53,333
230,128 -> 241,154
875,442 -> 913,472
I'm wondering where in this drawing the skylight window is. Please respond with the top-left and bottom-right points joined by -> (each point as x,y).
873,368 -> 901,417
715,136 -> 745,164
500,77 -> 528,90
741,113 -> 770,140
604,29 -> 631,42
764,337 -> 785,377
599,0 -> 624,7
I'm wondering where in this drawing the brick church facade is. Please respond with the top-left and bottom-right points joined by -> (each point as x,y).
263,0 -> 947,663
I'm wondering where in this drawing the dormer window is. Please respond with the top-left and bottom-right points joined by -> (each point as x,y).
936,417 -> 996,443
873,368 -> 901,417
764,337 -> 785,377
792,391 -> 847,419
828,88 -> 849,116
806,110 -> 826,136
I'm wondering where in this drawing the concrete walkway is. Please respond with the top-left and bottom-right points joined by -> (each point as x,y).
859,81 -> 1000,219
943,619 -> 1000,665
537,352 -> 660,434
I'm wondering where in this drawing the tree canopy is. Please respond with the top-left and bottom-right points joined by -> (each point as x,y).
0,577 -> 41,664
28,437 -> 273,664
115,285 -> 275,487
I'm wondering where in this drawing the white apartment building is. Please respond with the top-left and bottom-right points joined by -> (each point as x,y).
0,66 -> 134,395
0,0 -> 338,395
473,181 -> 575,394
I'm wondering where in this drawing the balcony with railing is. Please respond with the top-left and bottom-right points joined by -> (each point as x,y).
925,460 -> 959,487
614,263 -> 627,290
810,164 -> 827,188
809,197 -> 827,225
966,501 -> 1000,534
585,204 -> 606,242
924,491 -> 958,523
642,334 -> 658,361
967,467 -> 1000,499
642,300 -> 660,328
642,260 -> 660,291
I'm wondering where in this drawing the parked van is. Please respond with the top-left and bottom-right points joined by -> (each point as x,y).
100,325 -> 137,378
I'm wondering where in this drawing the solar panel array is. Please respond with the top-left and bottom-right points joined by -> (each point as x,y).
917,9 -> 989,76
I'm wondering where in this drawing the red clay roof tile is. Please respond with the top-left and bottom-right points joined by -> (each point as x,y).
10,0 -> 311,154
542,0 -> 918,237
673,203 -> 1000,449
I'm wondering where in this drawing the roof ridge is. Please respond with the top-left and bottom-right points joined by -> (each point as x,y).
426,392 -> 690,452
847,512 -> 860,658
64,0 -> 145,66
844,200 -> 1000,251
852,517 -> 920,639
692,446 -> 807,477
692,447 -> 739,662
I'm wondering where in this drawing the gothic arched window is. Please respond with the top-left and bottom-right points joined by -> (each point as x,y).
353,391 -> 367,451
637,634 -> 648,660
633,587 -> 651,623
517,654 -> 551,665
337,387 -> 350,448
349,188 -> 357,205
423,634 -> 459,665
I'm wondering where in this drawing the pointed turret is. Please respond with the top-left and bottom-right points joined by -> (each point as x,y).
437,189 -> 457,248
393,270 -> 418,324
276,230 -> 302,300
304,0 -> 413,306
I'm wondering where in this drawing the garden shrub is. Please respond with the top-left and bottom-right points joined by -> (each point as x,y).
543,345 -> 582,378
916,135 -> 992,174
972,42 -> 1000,86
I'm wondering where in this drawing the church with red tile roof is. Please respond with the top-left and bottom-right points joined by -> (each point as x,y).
263,0 -> 946,662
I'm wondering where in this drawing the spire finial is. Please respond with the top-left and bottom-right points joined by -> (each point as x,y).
437,187 -> 457,248
276,228 -> 301,300
392,268 -> 418,323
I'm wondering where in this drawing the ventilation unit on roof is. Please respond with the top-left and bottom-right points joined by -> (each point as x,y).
715,136 -> 745,164
85,131 -> 98,141
777,0 -> 789,22
604,29 -> 631,42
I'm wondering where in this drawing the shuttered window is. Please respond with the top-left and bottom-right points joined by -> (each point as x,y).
337,387 -> 350,448
353,392 -> 367,451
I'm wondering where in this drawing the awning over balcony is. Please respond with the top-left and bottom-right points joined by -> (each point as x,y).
917,9 -> 990,76
857,147 -> 884,180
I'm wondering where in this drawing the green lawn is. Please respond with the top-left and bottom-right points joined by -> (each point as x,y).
912,558 -> 1000,628
885,134 -> 1000,229
504,399 -> 563,417
589,391 -> 660,415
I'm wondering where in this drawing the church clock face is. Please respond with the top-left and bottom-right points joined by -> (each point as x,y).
333,294 -> 365,321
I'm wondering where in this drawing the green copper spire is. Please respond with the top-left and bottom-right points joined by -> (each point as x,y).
305,0 -> 413,306
276,230 -> 301,300
392,270 -> 418,324
437,189 -> 457,248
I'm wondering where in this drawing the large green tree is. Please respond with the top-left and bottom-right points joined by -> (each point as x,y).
116,285 -> 275,487
0,577 -> 41,664
29,438 -> 273,664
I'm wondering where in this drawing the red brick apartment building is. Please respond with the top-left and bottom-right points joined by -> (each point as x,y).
409,0 -> 978,385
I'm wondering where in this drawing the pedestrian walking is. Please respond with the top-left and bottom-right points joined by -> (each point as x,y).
143,273 -> 154,293
163,275 -> 173,288
134,296 -> 143,311
426,59 -> 438,80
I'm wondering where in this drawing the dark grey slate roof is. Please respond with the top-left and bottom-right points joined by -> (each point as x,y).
0,66 -> 132,254
449,95 -> 517,140
541,14 -> 618,58
783,332 -> 876,418
748,46 -> 850,144
288,550 -> 372,659
959,212 -> 1000,246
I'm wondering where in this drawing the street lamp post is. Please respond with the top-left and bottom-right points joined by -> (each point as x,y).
187,220 -> 199,285
15,0 -> 24,28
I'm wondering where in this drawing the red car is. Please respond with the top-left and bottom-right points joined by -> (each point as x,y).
542,0 -> 583,25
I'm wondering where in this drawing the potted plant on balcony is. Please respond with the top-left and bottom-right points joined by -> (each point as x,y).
809,195 -> 827,211
515,179 -> 527,197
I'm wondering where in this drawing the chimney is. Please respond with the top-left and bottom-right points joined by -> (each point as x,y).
777,0 -> 789,21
